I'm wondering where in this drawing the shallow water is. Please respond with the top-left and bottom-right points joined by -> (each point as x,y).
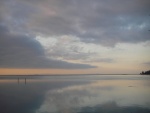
0,75 -> 150,113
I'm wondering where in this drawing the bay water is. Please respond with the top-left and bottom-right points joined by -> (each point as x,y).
0,75 -> 150,113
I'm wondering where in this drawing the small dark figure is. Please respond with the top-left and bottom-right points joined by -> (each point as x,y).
18,78 -> 19,84
25,78 -> 26,84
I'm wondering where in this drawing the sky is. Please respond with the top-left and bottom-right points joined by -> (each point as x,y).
0,0 -> 150,75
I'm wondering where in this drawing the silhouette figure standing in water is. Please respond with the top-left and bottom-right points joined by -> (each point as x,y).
18,78 -> 19,84
25,78 -> 26,84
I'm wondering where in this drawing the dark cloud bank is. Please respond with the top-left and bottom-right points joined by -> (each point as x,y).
0,25 -> 96,69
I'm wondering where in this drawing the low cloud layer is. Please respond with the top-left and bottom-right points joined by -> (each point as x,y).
0,25 -> 96,69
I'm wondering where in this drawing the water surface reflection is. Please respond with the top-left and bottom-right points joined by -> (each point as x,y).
0,75 -> 150,113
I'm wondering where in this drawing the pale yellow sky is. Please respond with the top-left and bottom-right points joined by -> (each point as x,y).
0,65 -> 146,75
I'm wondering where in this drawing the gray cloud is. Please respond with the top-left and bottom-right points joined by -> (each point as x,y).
142,62 -> 150,67
45,41 -> 97,61
0,25 -> 96,69
85,58 -> 115,63
0,0 -> 149,46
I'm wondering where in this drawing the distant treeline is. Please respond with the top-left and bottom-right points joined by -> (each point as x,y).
140,70 -> 150,75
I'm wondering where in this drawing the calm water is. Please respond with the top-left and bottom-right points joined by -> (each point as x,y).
0,75 -> 150,113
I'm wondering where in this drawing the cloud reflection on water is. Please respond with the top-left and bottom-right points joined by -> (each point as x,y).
36,80 -> 150,113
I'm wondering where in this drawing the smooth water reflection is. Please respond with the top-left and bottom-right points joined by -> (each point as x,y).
0,75 -> 150,113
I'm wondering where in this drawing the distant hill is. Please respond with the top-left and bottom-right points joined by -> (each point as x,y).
140,70 -> 150,75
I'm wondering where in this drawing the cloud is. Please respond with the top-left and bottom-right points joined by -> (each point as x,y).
85,58 -> 115,63
0,0 -> 149,70
142,62 -> 150,66
36,36 -> 97,61
0,25 -> 96,69
1,0 -> 149,47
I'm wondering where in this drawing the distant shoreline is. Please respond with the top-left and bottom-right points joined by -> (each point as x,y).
0,74 -> 140,76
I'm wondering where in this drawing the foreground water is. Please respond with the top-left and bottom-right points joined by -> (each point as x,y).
0,75 -> 150,113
